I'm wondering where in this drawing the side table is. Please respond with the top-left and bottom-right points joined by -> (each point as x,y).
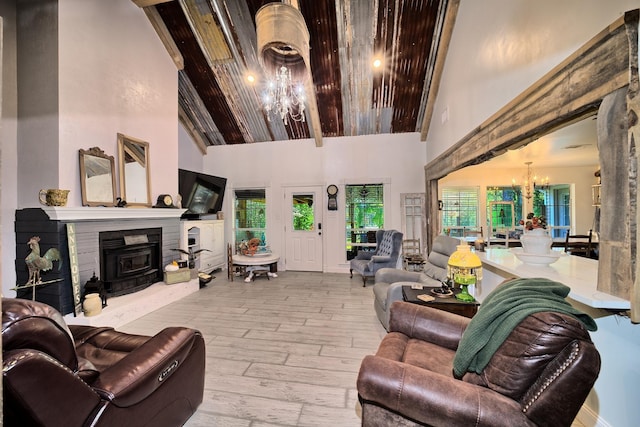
402,285 -> 479,318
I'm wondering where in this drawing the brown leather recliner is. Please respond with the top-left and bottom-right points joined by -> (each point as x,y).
357,300 -> 601,427
2,297 -> 205,427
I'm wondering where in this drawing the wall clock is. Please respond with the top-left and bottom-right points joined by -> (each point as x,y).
327,185 -> 338,211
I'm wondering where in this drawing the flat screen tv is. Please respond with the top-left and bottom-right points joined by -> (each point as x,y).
178,169 -> 227,219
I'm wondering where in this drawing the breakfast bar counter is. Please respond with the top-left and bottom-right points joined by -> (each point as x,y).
475,248 -> 629,310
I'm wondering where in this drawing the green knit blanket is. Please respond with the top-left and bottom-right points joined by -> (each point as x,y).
452,277 -> 597,378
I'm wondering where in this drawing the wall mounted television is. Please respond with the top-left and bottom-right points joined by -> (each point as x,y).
178,169 -> 227,219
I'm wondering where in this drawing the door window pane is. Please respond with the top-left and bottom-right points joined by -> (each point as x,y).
345,184 -> 384,260
533,185 -> 571,238
292,193 -> 315,231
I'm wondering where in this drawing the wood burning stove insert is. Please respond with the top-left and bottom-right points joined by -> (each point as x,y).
99,228 -> 162,297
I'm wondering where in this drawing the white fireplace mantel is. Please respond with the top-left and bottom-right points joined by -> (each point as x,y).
40,207 -> 187,221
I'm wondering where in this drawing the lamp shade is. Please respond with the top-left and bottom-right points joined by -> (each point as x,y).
448,244 -> 482,302
447,244 -> 483,280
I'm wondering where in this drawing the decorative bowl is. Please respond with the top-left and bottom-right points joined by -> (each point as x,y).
430,288 -> 454,298
520,228 -> 553,255
510,248 -> 564,266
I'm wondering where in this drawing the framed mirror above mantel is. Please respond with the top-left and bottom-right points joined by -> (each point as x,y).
117,133 -> 152,207
79,147 -> 117,207
423,10 -> 640,321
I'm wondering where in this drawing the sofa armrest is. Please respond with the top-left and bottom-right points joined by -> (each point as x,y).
375,268 -> 422,284
71,325 -> 150,351
355,251 -> 374,260
91,327 -> 204,407
384,282 -> 406,306
357,356 -> 533,427
389,301 -> 469,351
370,255 -> 390,263
3,349 -> 102,426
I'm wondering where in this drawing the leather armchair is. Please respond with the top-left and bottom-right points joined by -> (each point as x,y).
2,297 -> 205,427
350,229 -> 403,286
357,301 -> 600,427
372,234 -> 461,329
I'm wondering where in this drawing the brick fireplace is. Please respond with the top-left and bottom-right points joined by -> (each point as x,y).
14,207 -> 184,316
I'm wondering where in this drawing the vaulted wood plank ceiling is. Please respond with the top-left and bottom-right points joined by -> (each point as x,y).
133,0 -> 457,150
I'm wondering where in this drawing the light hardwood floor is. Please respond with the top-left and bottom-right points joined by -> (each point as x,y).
119,271 -> 588,427
119,271 -> 387,426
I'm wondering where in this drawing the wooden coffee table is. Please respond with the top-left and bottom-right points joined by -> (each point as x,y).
402,284 -> 479,318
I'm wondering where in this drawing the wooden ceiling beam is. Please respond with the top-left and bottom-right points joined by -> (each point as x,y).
420,0 -> 459,141
179,106 -> 209,155
132,0 -> 173,8
143,6 -> 184,70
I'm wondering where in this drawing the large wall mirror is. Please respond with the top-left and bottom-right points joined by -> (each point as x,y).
424,11 -> 639,320
117,133 -> 151,207
79,147 -> 117,207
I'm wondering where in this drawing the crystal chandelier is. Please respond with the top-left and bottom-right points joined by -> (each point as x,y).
513,161 -> 550,200
262,66 -> 306,125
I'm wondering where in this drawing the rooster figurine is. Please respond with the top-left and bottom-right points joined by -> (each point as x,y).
25,236 -> 61,286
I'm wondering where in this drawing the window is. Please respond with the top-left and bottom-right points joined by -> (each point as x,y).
532,185 -> 571,238
345,184 -> 384,259
491,185 -> 571,238
441,187 -> 479,237
234,189 -> 266,247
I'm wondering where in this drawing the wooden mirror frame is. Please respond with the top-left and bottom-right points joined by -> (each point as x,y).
424,10 -> 639,320
117,133 -> 152,207
79,147 -> 117,207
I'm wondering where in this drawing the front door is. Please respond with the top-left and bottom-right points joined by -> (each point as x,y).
285,186 -> 323,271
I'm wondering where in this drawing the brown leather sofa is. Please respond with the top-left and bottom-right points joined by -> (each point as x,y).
357,300 -> 601,427
2,297 -> 205,427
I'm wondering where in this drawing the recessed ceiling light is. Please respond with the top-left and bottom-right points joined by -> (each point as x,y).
372,58 -> 382,68
246,74 -> 256,84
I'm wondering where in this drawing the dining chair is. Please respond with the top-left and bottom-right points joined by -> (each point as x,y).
402,239 -> 424,271
402,239 -> 421,254
463,226 -> 483,239
564,230 -> 593,258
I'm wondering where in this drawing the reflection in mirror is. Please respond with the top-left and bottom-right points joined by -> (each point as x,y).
79,147 -> 117,207
117,133 -> 151,207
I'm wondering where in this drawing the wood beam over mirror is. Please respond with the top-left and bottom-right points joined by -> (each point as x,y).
424,10 -> 640,321
132,0 -> 173,7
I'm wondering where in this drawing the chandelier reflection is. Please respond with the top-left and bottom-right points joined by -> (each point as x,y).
512,161 -> 550,200
263,66 -> 306,125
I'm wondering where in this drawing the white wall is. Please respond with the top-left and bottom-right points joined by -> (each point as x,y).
1,2 -> 18,293
427,0 -> 640,160
2,0 -> 179,297
178,123 -> 205,173
428,1 -> 640,425
57,0 -> 178,206
203,133 -> 427,273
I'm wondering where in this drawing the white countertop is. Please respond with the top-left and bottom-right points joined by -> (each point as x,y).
477,248 -> 629,310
